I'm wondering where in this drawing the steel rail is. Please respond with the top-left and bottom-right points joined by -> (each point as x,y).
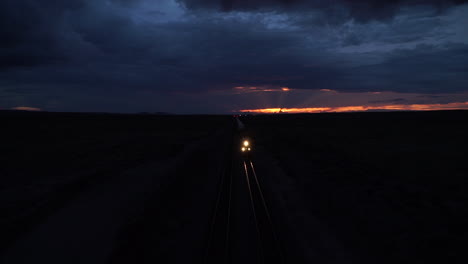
203,165 -> 227,263
249,161 -> 285,264
243,161 -> 265,264
203,134 -> 234,264
224,158 -> 233,262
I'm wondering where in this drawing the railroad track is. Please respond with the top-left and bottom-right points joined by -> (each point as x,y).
204,131 -> 283,263
203,124 -> 234,264
243,159 -> 284,264
204,142 -> 234,264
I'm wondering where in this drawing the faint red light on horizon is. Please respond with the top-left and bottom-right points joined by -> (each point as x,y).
233,86 -> 292,93
11,106 -> 42,112
237,102 -> 468,114
320,89 -> 337,92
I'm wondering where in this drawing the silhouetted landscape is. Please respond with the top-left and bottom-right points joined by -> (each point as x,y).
0,111 -> 230,257
1,110 -> 467,263
3,0 -> 468,262
243,110 -> 468,263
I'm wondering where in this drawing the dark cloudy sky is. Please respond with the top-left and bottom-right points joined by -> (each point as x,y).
1,0 -> 468,113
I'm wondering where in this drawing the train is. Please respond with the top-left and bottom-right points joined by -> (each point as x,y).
241,138 -> 252,154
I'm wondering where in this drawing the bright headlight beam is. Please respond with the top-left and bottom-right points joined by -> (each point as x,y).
243,140 -> 249,147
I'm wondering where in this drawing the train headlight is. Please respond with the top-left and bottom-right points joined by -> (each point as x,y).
242,147 -> 246,152
243,140 -> 249,147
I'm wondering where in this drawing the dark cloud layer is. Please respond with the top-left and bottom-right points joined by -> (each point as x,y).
179,0 -> 468,20
1,0 -> 467,113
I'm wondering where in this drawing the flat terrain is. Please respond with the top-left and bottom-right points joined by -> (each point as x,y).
1,110 -> 467,263
0,111 -> 230,256
243,110 -> 468,263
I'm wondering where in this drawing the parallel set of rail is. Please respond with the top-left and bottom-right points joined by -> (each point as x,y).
204,120 -> 284,263
242,160 -> 284,264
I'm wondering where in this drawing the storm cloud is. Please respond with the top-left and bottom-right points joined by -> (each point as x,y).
179,0 -> 468,20
1,0 -> 467,112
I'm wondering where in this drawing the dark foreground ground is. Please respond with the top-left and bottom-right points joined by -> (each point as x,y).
243,110 -> 468,263
0,111 -> 230,256
1,110 -> 467,263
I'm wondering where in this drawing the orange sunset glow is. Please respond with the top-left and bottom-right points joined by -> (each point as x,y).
11,106 -> 42,112
233,86 -> 292,93
320,89 -> 336,92
238,102 -> 468,114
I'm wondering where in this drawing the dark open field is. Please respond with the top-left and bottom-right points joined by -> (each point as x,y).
0,111 -> 230,253
1,110 -> 467,263
243,110 -> 468,263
